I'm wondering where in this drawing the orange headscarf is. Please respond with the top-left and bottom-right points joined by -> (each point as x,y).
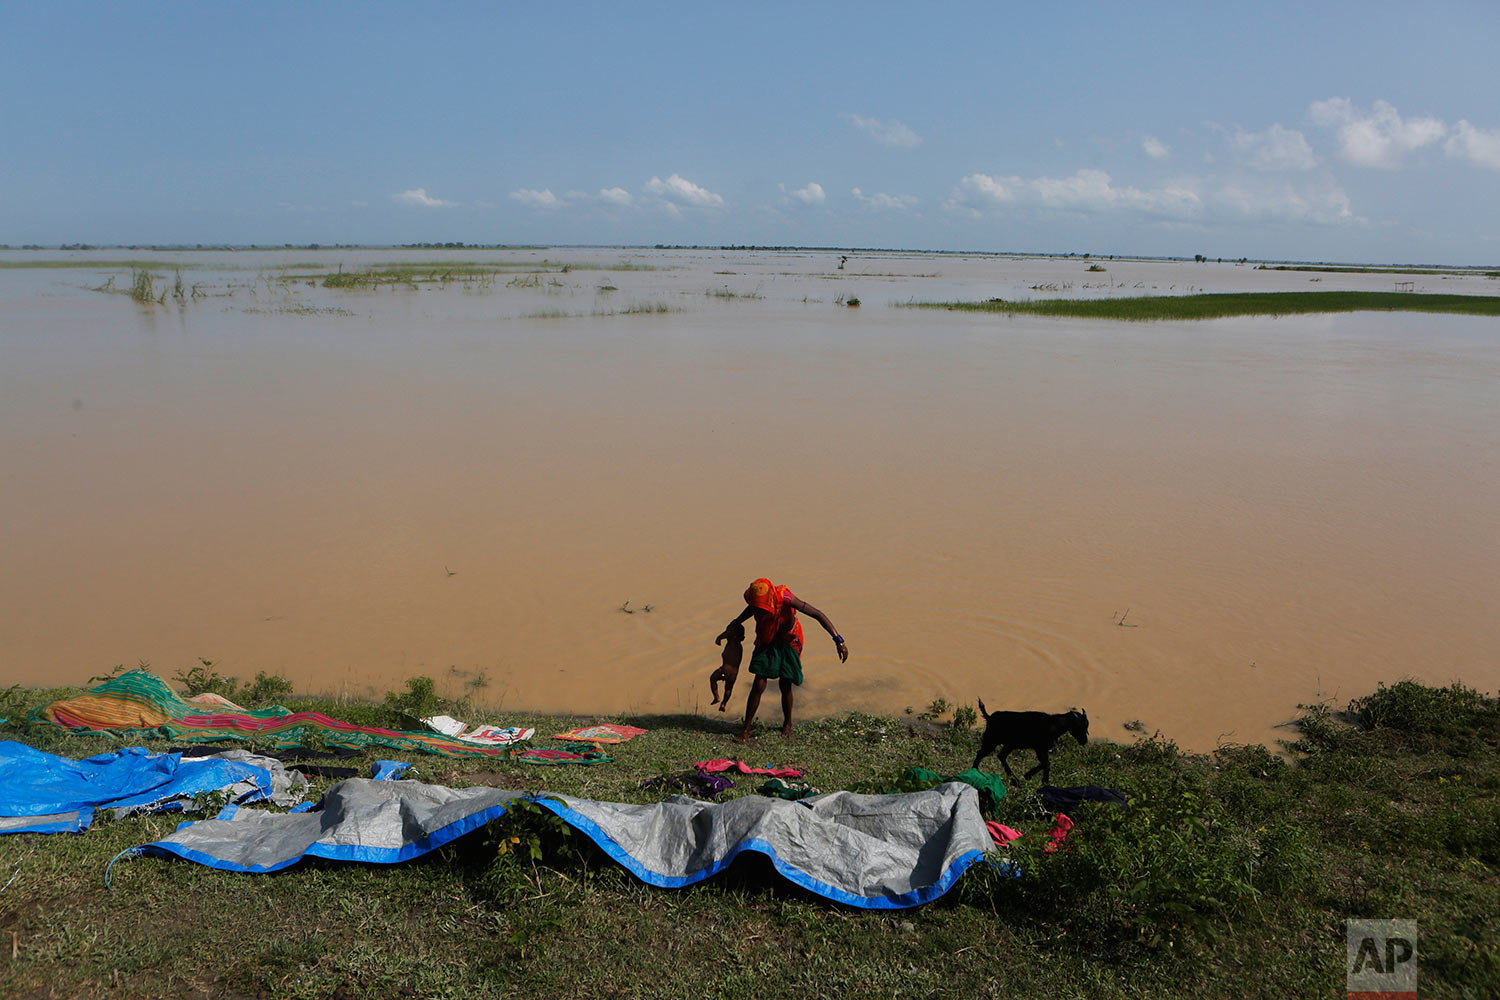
744,578 -> 804,653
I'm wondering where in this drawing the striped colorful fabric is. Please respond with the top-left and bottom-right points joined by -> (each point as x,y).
37,668 -> 288,730
551,724 -> 647,744
33,670 -> 512,759
509,746 -> 613,765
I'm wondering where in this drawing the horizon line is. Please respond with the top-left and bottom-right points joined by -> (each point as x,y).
4,242 -> 1497,273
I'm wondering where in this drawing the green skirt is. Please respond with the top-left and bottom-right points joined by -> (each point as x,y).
748,637 -> 803,686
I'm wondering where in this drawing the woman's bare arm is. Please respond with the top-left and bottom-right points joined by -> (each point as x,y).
787,596 -> 848,662
716,606 -> 755,644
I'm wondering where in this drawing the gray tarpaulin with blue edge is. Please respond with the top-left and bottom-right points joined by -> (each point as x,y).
124,777 -> 993,909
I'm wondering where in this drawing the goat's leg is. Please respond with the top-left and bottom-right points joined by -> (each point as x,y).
998,748 -> 1019,782
1025,748 -> 1049,783
972,734 -> 997,772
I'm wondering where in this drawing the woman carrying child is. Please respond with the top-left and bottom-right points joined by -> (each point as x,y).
716,577 -> 848,742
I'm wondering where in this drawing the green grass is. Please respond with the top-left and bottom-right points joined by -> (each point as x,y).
917,290 -> 1500,320
1258,264 -> 1500,277
1,678 -> 1496,998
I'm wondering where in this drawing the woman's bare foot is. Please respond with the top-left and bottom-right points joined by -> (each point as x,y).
781,725 -> 795,739
733,731 -> 750,743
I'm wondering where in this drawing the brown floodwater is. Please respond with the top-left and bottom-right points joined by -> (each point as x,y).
2,248 -> 1497,749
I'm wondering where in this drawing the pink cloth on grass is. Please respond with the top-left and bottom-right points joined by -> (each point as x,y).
986,821 -> 1024,846
693,759 -> 804,778
1044,813 -> 1074,853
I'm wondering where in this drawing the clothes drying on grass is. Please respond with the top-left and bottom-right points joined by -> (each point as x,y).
1044,813 -> 1075,854
981,815 -> 1074,852
0,741 -> 304,835
509,745 -> 614,766
551,724 -> 647,744
126,778 -> 992,909
168,745 -> 361,762
152,709 -> 523,759
693,759 -> 804,778
34,669 -> 291,731
32,669 -> 515,759
639,771 -> 735,800
898,766 -> 1008,811
1038,785 -> 1129,812
757,777 -> 821,801
421,716 -> 534,746
986,821 -> 1023,847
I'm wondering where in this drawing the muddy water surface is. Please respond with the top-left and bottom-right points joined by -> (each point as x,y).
3,249 -> 1497,748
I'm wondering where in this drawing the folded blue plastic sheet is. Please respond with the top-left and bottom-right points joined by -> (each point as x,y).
0,741 -> 290,835
133,778 -> 993,909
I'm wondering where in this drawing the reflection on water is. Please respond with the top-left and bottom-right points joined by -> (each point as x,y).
2,248 -> 1497,749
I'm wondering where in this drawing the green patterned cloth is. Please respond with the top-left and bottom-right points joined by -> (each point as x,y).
32,669 -> 517,759
898,766 -> 1007,811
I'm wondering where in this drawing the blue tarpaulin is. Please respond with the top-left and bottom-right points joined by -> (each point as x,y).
0,741 -> 293,835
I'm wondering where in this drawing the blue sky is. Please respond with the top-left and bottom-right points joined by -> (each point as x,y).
3,2 -> 1498,263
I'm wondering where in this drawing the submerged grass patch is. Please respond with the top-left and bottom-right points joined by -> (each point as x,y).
917,290 -> 1500,320
706,285 -> 763,300
1258,264 -> 1500,277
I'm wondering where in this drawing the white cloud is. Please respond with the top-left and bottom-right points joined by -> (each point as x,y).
952,173 -> 1020,207
510,188 -> 561,209
1142,136 -> 1170,160
850,114 -> 922,148
851,187 -> 918,211
1226,123 -> 1317,172
598,186 -> 633,207
644,173 -> 724,208
393,188 -> 456,208
1028,169 -> 1200,215
1211,175 -> 1351,223
1308,98 -> 1445,168
790,182 -> 826,205
1445,120 -> 1500,170
946,166 -> 1348,225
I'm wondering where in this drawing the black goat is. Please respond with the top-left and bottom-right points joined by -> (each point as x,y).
972,699 -> 1089,785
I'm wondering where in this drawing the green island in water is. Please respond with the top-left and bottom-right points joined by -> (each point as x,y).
920,290 -> 1500,321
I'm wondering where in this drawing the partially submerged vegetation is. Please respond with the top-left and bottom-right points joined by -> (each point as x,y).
917,290 -> 1500,321
64,257 -> 665,307
1,676 -> 1496,998
303,260 -> 660,290
1258,263 -> 1500,277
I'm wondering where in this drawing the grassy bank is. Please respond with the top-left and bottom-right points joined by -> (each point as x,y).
1,678 -> 1497,999
916,290 -> 1500,320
